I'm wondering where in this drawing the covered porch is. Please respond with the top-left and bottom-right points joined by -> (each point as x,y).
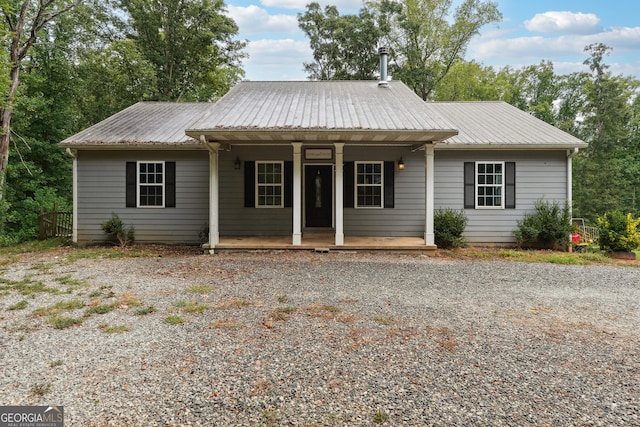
212,233 -> 433,253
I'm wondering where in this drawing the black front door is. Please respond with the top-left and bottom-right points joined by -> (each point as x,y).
305,165 -> 333,227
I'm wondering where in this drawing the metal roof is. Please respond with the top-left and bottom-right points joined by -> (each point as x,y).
185,81 -> 459,143
60,102 -> 212,148
423,101 -> 588,149
60,83 -> 587,150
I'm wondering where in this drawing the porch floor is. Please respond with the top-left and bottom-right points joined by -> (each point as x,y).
213,233 -> 435,253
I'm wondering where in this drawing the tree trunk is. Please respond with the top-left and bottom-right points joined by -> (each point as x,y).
0,42 -> 23,203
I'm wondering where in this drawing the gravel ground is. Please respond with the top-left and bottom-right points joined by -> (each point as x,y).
0,248 -> 639,426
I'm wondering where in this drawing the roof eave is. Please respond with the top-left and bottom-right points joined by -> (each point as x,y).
435,142 -> 588,150
57,141 -> 205,150
185,128 -> 459,143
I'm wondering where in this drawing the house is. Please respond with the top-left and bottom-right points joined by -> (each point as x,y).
60,75 -> 587,251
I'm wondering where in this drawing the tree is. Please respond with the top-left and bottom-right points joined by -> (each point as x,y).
0,0 -> 80,203
120,0 -> 246,101
372,0 -> 502,100
572,44 -> 638,221
298,2 -> 382,80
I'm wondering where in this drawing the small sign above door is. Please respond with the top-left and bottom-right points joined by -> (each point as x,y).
305,148 -> 333,160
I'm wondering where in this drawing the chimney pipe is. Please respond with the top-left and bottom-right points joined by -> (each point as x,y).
378,46 -> 389,87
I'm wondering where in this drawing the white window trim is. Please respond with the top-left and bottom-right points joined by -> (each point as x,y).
475,161 -> 504,209
256,160 -> 284,208
355,161 -> 384,209
137,161 -> 165,208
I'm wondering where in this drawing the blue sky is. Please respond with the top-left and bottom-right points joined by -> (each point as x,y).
225,0 -> 640,81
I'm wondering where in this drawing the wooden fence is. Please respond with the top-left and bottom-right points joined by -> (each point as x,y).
38,203 -> 72,240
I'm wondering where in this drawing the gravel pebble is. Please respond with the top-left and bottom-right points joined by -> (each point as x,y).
0,249 -> 638,426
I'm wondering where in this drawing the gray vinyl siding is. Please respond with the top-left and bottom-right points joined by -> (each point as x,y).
344,147 -> 425,236
434,150 -> 568,244
219,147 -> 292,236
76,150 -> 209,244
218,146 -> 425,237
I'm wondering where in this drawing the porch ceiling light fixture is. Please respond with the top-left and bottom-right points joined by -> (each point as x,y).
234,156 -> 241,170
397,157 -> 405,170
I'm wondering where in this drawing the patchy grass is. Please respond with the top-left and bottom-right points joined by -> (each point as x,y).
8,300 -> 28,310
165,315 -> 185,325
49,359 -> 64,368
0,278 -> 57,296
372,314 -> 396,326
175,300 -> 208,314
32,299 -> 86,317
498,249 -> 612,265
118,292 -> 142,308
277,295 -> 289,304
211,319 -> 244,329
186,284 -> 215,294
303,303 -> 341,320
54,275 -> 91,293
84,302 -> 118,316
0,239 -> 68,256
30,382 -> 51,397
48,315 -> 83,329
134,306 -> 156,316
372,411 -> 389,424
99,324 -> 130,334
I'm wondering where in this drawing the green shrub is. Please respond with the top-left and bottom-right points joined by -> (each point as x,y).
434,209 -> 467,248
597,210 -> 640,252
514,199 -> 571,250
101,213 -> 134,246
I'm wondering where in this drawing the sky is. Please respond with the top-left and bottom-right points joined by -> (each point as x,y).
224,0 -> 640,81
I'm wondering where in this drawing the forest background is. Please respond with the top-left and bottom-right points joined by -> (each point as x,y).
0,0 -> 638,245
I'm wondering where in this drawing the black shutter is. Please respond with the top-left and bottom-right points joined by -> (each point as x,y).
126,162 -> 137,207
505,162 -> 516,209
343,161 -> 354,208
244,161 -> 255,208
384,161 -> 394,208
284,161 -> 293,208
165,161 -> 176,207
464,162 -> 475,209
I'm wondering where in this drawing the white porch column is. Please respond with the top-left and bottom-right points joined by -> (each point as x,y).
205,139 -> 220,249
292,142 -> 303,245
425,143 -> 435,246
66,148 -> 78,243
334,142 -> 345,245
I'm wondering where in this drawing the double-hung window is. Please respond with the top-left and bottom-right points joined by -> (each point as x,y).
356,162 -> 383,208
256,161 -> 283,208
126,161 -> 175,208
464,161 -> 515,209
476,161 -> 504,208
138,161 -> 165,207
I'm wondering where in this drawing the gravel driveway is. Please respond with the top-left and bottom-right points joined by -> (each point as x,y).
1,248 -> 639,426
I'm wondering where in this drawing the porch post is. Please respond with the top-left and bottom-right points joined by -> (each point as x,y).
292,142 -> 303,245
65,148 -> 78,243
205,139 -> 220,249
425,143 -> 435,246
334,142 -> 344,245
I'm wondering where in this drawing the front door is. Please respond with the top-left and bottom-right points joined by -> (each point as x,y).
305,165 -> 333,227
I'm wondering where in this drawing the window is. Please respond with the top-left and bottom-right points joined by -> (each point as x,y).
476,162 -> 503,208
356,162 -> 383,208
126,161 -> 176,208
256,161 -> 283,207
464,161 -> 515,209
138,162 -> 164,207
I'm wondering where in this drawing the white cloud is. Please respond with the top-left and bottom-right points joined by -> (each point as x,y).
227,5 -> 299,34
467,17 -> 640,79
243,39 -> 312,80
524,11 -> 600,35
